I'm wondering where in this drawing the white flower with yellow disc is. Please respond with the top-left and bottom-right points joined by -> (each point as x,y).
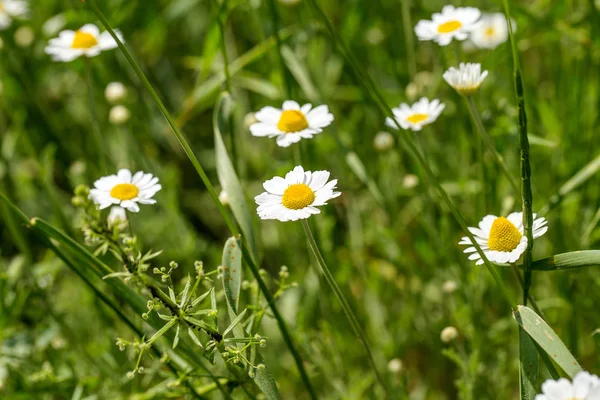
536,371 -> 600,400
459,212 -> 548,265
470,13 -> 512,50
414,5 -> 481,46
255,166 -> 340,222
443,63 -> 488,96
45,24 -> 122,62
90,169 -> 161,213
386,97 -> 445,131
250,100 -> 334,147
0,0 -> 28,29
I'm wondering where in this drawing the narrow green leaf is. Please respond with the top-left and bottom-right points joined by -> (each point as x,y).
180,275 -> 192,307
345,152 -> 385,205
191,288 -> 213,308
529,251 -> 600,271
213,93 -> 258,260
223,308 -> 248,338
221,237 -> 242,313
514,306 -> 583,378
147,318 -> 177,345
169,287 -> 177,304
519,327 -> 538,400
188,327 -> 204,348
281,45 -> 319,102
173,324 -> 180,349
254,362 -> 281,400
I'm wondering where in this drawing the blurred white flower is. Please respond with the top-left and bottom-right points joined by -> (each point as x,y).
109,105 -> 130,125
443,63 -> 488,96
90,169 -> 161,213
536,372 -> 600,400
442,280 -> 458,294
440,326 -> 459,343
373,131 -> 394,152
0,0 -> 28,30
219,190 -> 229,206
402,174 -> 419,189
386,97 -> 445,131
414,5 -> 481,46
105,82 -> 127,103
42,14 -> 66,37
250,100 -> 334,147
459,212 -> 548,265
14,26 -> 33,47
45,24 -> 122,62
387,358 -> 403,373
470,13 -> 513,50
107,206 -> 127,228
255,166 -> 341,222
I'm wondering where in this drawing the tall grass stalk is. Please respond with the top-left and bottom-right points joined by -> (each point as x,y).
84,58 -> 107,174
400,0 -> 416,79
305,0 -> 515,310
465,97 -> 520,194
85,3 -> 317,398
301,219 -> 391,397
266,0 -> 292,98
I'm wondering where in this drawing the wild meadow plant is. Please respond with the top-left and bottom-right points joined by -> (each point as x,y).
1,0 -> 600,398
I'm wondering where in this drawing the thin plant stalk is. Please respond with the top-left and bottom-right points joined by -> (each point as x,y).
400,0 -> 416,79
84,58 -> 107,174
301,219 -> 391,397
305,0 -> 515,310
266,0 -> 292,98
465,96 -> 520,194
85,2 -> 317,398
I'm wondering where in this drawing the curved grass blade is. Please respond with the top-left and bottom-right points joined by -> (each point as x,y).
528,251 -> 600,271
514,306 -> 583,378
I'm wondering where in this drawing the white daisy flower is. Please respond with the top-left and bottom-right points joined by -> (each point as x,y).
443,63 -> 488,96
44,24 -> 122,63
89,169 -> 161,213
0,0 -> 28,30
536,371 -> 600,400
249,100 -> 334,148
414,5 -> 481,46
107,206 -> 127,228
459,212 -> 548,265
386,97 -> 445,131
255,165 -> 341,222
470,13 -> 513,50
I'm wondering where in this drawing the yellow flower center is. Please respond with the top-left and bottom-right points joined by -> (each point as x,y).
437,20 -> 462,33
485,27 -> 495,37
110,183 -> 139,201
277,110 -> 309,133
406,113 -> 428,124
488,217 -> 522,252
281,183 -> 315,210
71,30 -> 99,49
0,4 -> 3,11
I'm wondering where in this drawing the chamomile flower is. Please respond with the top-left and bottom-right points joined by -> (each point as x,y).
89,169 -> 161,213
44,24 -> 122,62
249,100 -> 334,147
459,212 -> 548,265
470,13 -> 512,50
536,371 -> 600,400
254,166 -> 341,222
443,63 -> 488,96
386,97 -> 445,131
414,5 -> 481,46
0,0 -> 28,30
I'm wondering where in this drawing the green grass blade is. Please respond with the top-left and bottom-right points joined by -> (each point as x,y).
519,327 -> 538,400
514,306 -> 583,378
528,251 -> 600,271
281,45 -> 319,102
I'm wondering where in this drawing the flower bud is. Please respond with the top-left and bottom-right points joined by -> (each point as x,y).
402,174 -> 419,189
440,326 -> 459,343
219,190 -> 229,206
109,105 -> 130,125
105,82 -> 127,103
14,27 -> 34,48
387,358 -> 403,373
442,280 -> 458,294
373,131 -> 394,152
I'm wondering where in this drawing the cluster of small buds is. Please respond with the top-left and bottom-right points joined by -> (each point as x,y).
115,337 -> 145,352
194,261 -> 204,278
279,266 -> 289,279
216,265 -> 224,280
153,261 -> 179,283
142,300 -> 156,320
126,366 -> 145,380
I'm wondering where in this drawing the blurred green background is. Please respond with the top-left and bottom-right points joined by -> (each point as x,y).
1,0 -> 600,398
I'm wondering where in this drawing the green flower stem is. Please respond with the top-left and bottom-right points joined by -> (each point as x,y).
84,58 -> 107,174
305,0 -> 515,310
85,3 -> 316,398
502,0 -> 534,306
465,96 -> 520,194
266,0 -> 292,98
301,219 -> 391,397
400,0 -> 416,79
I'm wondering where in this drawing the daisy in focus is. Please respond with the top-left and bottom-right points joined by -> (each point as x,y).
414,5 -> 481,46
470,13 -> 512,50
249,100 -> 334,147
255,166 -> 340,222
45,24 -> 122,62
0,0 -> 28,30
443,63 -> 488,96
459,212 -> 548,265
90,169 -> 162,213
536,371 -> 600,400
386,98 -> 445,131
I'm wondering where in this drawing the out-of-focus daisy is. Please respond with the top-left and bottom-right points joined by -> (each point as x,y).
0,0 -> 28,30
536,371 -> 600,400
105,82 -> 127,103
107,206 -> 127,228
249,100 -> 334,148
443,63 -> 488,96
45,24 -> 122,62
386,98 -> 445,131
90,169 -> 161,213
414,5 -> 481,46
109,105 -> 130,125
255,166 -> 340,222
470,13 -> 512,50
459,212 -> 548,265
